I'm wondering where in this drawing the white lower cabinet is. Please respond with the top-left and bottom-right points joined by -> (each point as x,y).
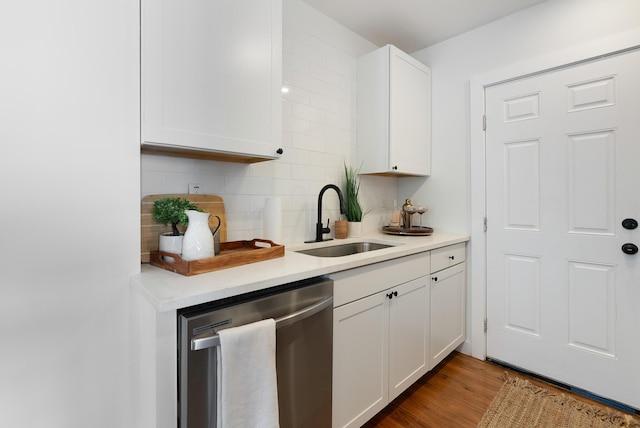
333,291 -> 387,428
388,277 -> 430,399
429,244 -> 467,369
331,244 -> 468,427
331,253 -> 430,428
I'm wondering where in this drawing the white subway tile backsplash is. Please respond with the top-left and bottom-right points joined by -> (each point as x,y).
291,70 -> 326,95
291,164 -> 325,181
199,175 -> 226,195
140,0 -> 395,244
292,102 -> 325,123
222,195 -> 253,214
283,147 -> 311,166
325,111 -> 351,131
283,115 -> 312,134
327,55 -> 353,79
225,175 -> 272,195
292,39 -> 326,66
292,132 -> 325,152
282,84 -> 311,104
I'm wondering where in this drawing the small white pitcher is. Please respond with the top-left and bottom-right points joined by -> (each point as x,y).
181,210 -> 215,261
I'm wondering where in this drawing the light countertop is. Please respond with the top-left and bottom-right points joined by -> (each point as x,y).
130,232 -> 469,312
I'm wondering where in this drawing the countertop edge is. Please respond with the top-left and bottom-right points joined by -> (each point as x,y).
130,232 -> 469,312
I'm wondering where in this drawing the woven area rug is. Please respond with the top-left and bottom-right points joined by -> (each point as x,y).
478,376 -> 640,428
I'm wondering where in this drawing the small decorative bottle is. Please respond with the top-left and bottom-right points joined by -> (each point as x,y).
402,199 -> 413,228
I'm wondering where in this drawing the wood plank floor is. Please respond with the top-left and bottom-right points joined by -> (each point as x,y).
363,351 -> 636,427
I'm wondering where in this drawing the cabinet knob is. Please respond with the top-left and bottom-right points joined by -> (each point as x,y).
387,291 -> 398,299
449,255 -> 455,260
392,165 -> 398,170
276,148 -> 284,155
432,276 -> 438,282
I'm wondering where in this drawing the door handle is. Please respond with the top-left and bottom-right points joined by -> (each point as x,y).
191,296 -> 333,351
622,243 -> 638,255
622,218 -> 638,230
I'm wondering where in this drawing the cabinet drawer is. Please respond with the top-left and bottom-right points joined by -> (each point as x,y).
431,243 -> 466,273
331,252 -> 430,307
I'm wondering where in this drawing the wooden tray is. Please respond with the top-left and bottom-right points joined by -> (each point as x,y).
149,239 -> 284,276
382,226 -> 434,236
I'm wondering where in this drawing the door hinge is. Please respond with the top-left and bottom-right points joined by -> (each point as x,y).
482,115 -> 486,131
484,317 -> 488,333
483,217 -> 487,232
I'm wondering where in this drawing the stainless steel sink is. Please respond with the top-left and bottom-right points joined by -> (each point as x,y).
296,242 -> 394,257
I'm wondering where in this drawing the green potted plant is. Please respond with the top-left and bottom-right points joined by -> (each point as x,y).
344,162 -> 363,237
152,197 -> 202,255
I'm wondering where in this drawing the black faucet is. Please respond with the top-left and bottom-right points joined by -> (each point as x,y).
307,184 -> 347,243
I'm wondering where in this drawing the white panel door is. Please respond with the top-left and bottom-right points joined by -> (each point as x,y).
486,49 -> 640,409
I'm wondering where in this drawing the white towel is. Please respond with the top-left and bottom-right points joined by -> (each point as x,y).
217,318 -> 280,428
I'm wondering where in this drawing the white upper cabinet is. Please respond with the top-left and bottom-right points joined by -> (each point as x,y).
357,44 -> 431,176
141,0 -> 283,163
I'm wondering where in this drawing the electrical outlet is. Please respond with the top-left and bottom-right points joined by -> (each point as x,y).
188,183 -> 202,194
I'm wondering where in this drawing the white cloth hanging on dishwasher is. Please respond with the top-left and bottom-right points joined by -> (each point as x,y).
216,318 -> 279,428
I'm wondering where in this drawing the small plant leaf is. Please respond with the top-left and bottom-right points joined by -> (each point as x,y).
152,197 -> 203,235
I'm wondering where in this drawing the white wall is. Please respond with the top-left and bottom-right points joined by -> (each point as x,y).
141,0 -> 398,244
407,0 -> 640,357
0,1 -> 140,427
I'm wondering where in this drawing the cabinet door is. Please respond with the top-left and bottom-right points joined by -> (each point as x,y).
333,292 -> 388,428
430,262 -> 466,369
388,276 -> 429,401
357,45 -> 431,176
142,0 -> 282,161
388,46 -> 431,176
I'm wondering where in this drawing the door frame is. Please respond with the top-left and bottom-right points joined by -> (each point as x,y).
468,29 -> 640,361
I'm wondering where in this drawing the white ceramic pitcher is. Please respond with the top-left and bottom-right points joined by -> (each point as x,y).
181,210 -> 215,261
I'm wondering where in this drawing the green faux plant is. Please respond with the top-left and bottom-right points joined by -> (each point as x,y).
344,162 -> 363,222
152,197 -> 202,236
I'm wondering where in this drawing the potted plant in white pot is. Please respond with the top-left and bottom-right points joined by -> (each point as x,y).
152,197 -> 202,256
344,163 -> 363,238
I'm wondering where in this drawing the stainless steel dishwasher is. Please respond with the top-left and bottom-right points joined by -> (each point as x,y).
177,277 -> 333,428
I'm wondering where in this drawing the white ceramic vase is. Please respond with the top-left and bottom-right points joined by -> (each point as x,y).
158,232 -> 183,262
159,232 -> 183,254
347,221 -> 362,238
181,210 -> 215,261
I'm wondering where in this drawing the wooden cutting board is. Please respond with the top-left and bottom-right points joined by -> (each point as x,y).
141,194 -> 227,263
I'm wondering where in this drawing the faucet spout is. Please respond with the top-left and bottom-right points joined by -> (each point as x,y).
307,184 -> 347,243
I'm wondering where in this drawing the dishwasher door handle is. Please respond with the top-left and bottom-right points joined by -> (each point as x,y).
191,295 -> 333,351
